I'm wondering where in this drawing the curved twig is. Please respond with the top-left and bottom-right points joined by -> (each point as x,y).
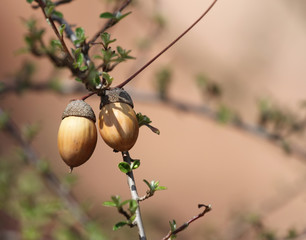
162,204 -> 212,240
115,0 -> 218,89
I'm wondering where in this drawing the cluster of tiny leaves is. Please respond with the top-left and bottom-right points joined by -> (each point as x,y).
118,159 -> 140,174
103,196 -> 138,230
143,179 -> 167,196
169,220 -> 177,239
99,10 -> 132,24
155,66 -> 172,100
137,113 -> 160,135
23,0 -> 136,91
94,32 -> 135,73
44,0 -> 63,18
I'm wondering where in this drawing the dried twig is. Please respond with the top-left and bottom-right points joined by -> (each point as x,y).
162,204 -> 212,240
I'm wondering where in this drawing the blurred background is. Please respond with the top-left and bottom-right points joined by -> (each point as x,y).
1,0 -> 306,239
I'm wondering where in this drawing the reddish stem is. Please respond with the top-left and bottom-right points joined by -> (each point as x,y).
162,204 -> 212,240
81,92 -> 96,101
115,0 -> 218,89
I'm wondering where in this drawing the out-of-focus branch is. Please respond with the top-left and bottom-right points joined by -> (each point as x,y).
127,88 -> 306,162
3,77 -> 306,162
0,78 -> 87,95
0,108 -> 91,227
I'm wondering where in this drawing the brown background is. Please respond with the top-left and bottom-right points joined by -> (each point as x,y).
1,0 -> 306,239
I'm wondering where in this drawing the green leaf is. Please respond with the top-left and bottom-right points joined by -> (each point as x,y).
63,173 -> 78,188
156,186 -> 167,191
137,112 -> 160,134
115,46 -> 135,62
22,122 -> 40,142
53,10 -> 63,18
128,200 -> 138,214
50,39 -> 62,50
76,52 -> 84,67
169,219 -> 177,232
79,65 -> 88,71
216,105 -> 234,124
115,11 -> 131,21
75,77 -> 82,82
73,39 -> 84,46
156,66 -> 172,100
0,111 -> 9,130
286,228 -> 297,239
26,0 -> 34,3
44,5 -> 55,18
59,24 -> 66,37
102,72 -> 113,86
48,78 -> 62,92
143,179 -> 154,192
101,48 -> 117,64
36,158 -> 50,173
120,199 -> 132,207
14,47 -> 29,55
137,113 -> 152,127
93,55 -> 103,60
103,201 -> 117,207
111,195 -> 121,205
113,221 -> 127,231
75,27 -> 85,39
118,162 -> 131,173
85,222 -> 106,240
72,47 -> 81,56
100,32 -> 116,49
99,12 -> 114,19
74,27 -> 86,46
131,159 -> 140,170
130,214 -> 136,222
0,82 -> 5,93
86,63 -> 101,88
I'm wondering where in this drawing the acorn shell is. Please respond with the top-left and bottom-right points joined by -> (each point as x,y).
58,100 -> 97,169
99,100 -> 139,152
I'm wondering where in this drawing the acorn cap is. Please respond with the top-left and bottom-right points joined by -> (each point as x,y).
62,100 -> 96,122
99,88 -> 134,109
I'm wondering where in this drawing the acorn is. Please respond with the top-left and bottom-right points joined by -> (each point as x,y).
98,88 -> 139,152
57,100 -> 97,171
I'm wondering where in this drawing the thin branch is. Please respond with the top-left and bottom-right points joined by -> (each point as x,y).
121,151 -> 147,240
36,0 -> 74,63
52,15 -> 77,43
162,204 -> 212,240
88,0 -> 132,45
138,192 -> 154,202
115,0 -> 218,89
0,78 -> 87,95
